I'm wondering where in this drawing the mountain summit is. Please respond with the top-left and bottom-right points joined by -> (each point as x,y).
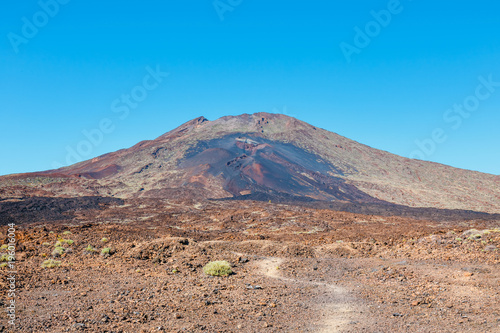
2,113 -> 499,213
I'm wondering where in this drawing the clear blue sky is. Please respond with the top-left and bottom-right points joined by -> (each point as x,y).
1,0 -> 499,176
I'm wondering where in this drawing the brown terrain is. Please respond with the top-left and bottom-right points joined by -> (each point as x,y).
0,113 -> 499,332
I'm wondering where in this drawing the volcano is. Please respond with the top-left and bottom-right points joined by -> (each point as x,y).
1,113 -> 499,214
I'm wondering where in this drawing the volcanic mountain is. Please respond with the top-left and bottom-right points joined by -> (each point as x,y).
1,113 -> 499,214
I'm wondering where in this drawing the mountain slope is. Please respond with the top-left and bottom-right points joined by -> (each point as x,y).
2,113 -> 499,213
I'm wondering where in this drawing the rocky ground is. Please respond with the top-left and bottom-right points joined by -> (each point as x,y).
0,199 -> 499,332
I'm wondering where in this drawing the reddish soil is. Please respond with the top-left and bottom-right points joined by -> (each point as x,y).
1,199 -> 499,332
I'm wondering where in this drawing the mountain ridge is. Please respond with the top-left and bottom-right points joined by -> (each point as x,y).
1,112 -> 499,213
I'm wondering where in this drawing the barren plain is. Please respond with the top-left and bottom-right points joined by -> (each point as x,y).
1,198 -> 499,332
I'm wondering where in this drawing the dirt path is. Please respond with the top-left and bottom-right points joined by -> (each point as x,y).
256,257 -> 366,332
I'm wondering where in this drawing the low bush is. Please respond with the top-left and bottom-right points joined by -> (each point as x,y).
42,259 -> 61,268
85,245 -> 96,253
203,261 -> 233,277
52,246 -> 65,257
0,254 -> 10,262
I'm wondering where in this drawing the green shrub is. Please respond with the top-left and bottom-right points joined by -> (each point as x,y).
0,254 -> 11,262
203,261 -> 232,277
54,239 -> 73,246
0,244 -> 8,250
52,246 -> 65,257
55,238 -> 74,246
101,237 -> 109,243
85,245 -> 96,253
0,263 -> 8,268
63,231 -> 72,235
101,247 -> 111,255
42,259 -> 61,268
42,242 -> 50,246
